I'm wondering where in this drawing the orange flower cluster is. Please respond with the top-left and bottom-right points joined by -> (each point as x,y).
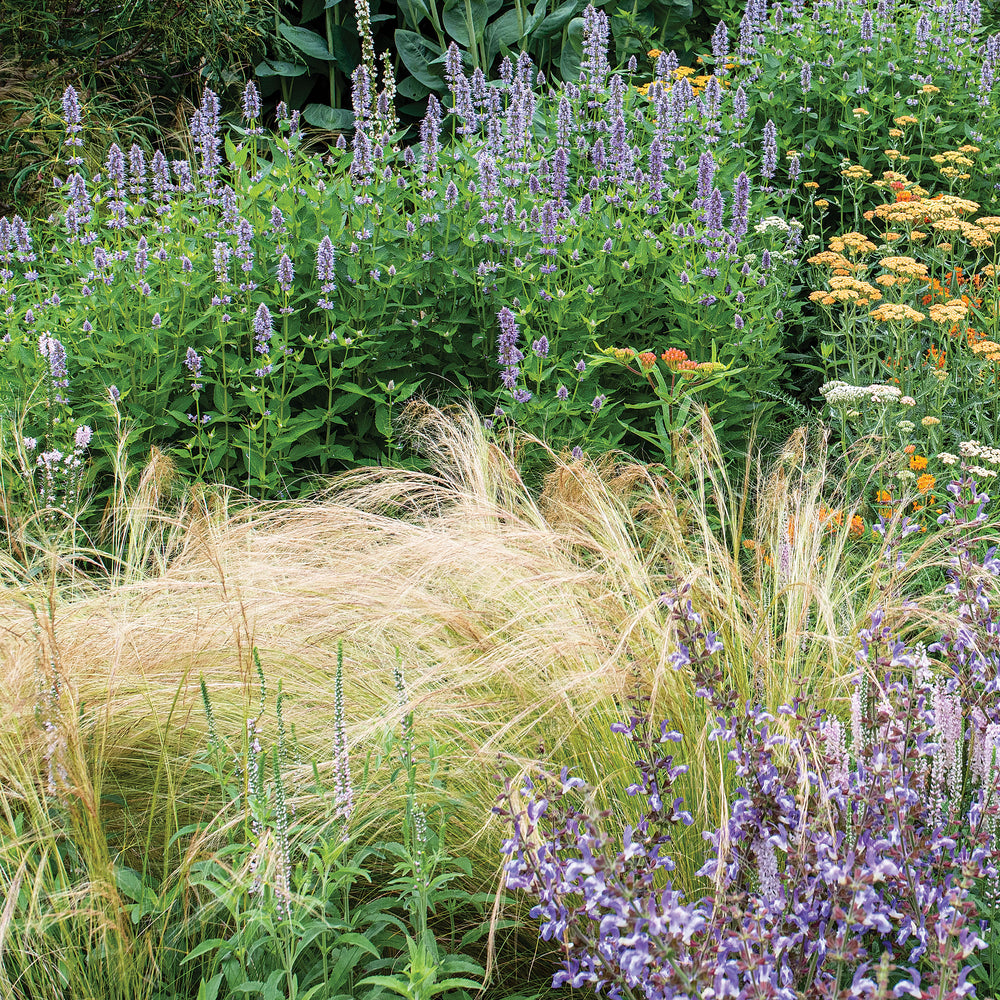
910,454 -> 928,471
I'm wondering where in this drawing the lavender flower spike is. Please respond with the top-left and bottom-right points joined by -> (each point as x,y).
761,119 -> 778,181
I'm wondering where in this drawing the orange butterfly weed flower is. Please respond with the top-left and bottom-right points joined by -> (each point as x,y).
910,454 -> 928,471
917,473 -> 936,493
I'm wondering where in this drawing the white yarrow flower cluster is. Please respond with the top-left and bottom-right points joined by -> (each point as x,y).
820,380 -> 903,408
960,440 -> 1000,465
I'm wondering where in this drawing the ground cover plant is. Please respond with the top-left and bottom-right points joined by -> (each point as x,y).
3,0 -> 1000,998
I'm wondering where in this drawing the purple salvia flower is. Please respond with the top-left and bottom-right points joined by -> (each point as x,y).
277,253 -> 294,293
333,647 -> 353,826
761,119 -> 778,181
236,218 -> 255,274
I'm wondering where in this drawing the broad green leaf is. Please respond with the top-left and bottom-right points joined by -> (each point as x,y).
303,104 -> 356,130
535,0 -> 581,37
254,58 -> 308,78
395,29 -> 446,88
560,16 -> 585,81
396,75 -> 432,99
442,0 -> 488,46
278,24 -> 335,61
485,9 -> 523,62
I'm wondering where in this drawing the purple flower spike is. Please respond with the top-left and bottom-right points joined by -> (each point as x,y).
761,119 -> 778,181
316,235 -> 337,310
497,306 -> 524,368
253,303 -> 273,355
242,80 -> 261,122
277,253 -> 294,293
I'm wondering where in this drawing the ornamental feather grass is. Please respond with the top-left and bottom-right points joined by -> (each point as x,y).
0,403 -> 984,997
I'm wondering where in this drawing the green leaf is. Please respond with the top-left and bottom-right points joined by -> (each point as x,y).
484,9 -> 523,62
254,58 -> 309,78
180,939 -> 230,965
442,0 -> 488,46
535,0 -> 582,37
396,75 -> 432,100
303,104 -> 356,130
397,0 -> 431,28
395,29 -> 446,89
560,16 -> 585,80
278,24 -> 335,61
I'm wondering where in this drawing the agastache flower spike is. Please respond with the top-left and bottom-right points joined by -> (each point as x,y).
128,144 -> 147,202
731,170 -> 751,241
711,20 -> 729,74
761,119 -> 778,181
277,253 -> 294,293
61,85 -> 84,166
316,235 -> 337,310
242,80 -> 261,126
497,306 -> 524,392
253,303 -> 273,356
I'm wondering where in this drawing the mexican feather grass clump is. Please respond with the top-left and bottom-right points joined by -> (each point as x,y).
0,404 -> 974,996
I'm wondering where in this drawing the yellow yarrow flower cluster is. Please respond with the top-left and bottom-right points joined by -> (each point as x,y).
970,339 -> 1000,361
829,232 -> 878,256
976,217 -> 1000,236
841,164 -> 873,180
870,303 -> 925,323
928,298 -> 970,324
807,250 -> 858,273
809,275 -> 882,306
879,256 -> 929,278
894,115 -> 919,127
932,218 -> 993,248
